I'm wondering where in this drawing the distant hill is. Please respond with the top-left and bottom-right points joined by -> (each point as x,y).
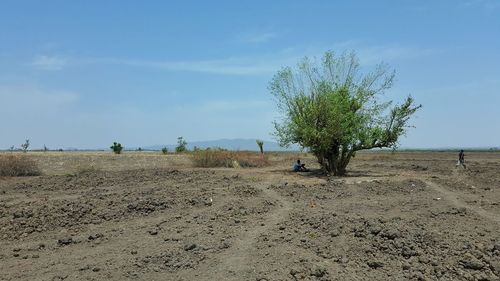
143,139 -> 299,152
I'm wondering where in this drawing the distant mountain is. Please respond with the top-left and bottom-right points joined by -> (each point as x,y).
143,138 -> 300,151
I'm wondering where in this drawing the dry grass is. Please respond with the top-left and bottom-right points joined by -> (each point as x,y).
0,154 -> 41,176
192,150 -> 270,168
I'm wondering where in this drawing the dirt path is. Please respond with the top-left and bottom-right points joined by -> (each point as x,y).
188,172 -> 294,281
424,180 -> 500,224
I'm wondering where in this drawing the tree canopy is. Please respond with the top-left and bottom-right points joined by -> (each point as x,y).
270,51 -> 421,176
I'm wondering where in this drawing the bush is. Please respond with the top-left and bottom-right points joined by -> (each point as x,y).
0,154 -> 41,176
110,142 -> 123,154
161,147 -> 168,154
192,149 -> 269,168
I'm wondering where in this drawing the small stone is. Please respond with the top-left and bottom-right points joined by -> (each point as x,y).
131,250 -> 138,255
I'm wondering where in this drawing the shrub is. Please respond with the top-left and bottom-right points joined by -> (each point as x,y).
192,149 -> 269,168
0,154 -> 41,176
161,147 -> 168,154
110,142 -> 123,154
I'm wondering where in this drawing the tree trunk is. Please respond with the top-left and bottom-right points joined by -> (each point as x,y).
315,154 -> 348,176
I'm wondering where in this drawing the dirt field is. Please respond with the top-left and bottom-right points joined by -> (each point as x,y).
1,151 -> 499,281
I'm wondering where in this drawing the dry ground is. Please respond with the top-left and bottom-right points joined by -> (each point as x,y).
1,151 -> 499,281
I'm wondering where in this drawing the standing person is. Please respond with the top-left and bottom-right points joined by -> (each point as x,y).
457,149 -> 466,169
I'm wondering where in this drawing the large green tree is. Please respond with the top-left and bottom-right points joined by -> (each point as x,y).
270,51 -> 421,176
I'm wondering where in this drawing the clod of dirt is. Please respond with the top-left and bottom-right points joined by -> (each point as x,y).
460,253 -> 484,270
380,228 -> 401,240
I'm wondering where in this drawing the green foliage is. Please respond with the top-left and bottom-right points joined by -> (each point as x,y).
270,51 -> 421,176
110,142 -> 123,154
161,147 -> 169,154
256,139 -> 264,154
20,139 -> 30,152
175,137 -> 188,153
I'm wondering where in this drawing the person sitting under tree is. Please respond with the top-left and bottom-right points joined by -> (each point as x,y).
457,149 -> 466,169
293,159 -> 308,172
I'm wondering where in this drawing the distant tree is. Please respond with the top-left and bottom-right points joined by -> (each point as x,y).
43,145 -> 49,152
175,137 -> 188,153
137,147 -> 142,152
256,139 -> 264,154
20,139 -> 30,152
110,142 -> 123,154
270,51 -> 421,176
161,147 -> 168,154
9,145 -> 15,152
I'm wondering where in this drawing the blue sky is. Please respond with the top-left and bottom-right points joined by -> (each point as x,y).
1,0 -> 499,149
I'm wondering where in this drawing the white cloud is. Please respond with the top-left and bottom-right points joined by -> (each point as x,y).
31,55 -> 67,70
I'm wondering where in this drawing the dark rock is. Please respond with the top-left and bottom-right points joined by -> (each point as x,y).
367,260 -> 384,269
57,237 -> 73,246
184,243 -> 196,251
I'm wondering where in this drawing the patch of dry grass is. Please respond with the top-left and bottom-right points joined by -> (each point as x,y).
0,154 -> 41,176
192,150 -> 269,168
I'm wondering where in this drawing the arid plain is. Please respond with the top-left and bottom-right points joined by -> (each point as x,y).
1,151 -> 499,281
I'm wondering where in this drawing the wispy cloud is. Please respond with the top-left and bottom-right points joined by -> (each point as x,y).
32,55 -> 67,71
237,31 -> 277,43
30,42 -> 439,75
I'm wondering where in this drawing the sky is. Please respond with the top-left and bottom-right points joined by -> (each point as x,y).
1,0 -> 499,149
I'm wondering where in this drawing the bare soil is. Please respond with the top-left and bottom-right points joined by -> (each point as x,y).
1,151 -> 499,281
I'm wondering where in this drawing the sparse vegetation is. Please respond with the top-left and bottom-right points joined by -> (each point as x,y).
0,154 -> 41,176
270,51 -> 421,175
175,137 -> 188,153
192,149 -> 269,168
256,139 -> 264,154
20,139 -> 30,152
110,142 -> 123,154
161,147 -> 169,154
